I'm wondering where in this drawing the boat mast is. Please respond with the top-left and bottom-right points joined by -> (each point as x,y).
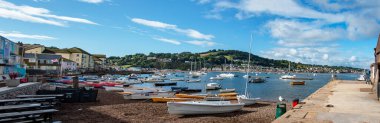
245,33 -> 253,97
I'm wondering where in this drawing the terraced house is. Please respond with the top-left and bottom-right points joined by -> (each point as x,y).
24,44 -> 108,72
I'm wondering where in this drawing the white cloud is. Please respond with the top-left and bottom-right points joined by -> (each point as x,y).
0,0 -> 98,26
192,0 -> 212,4
266,19 -> 344,47
131,18 -> 214,40
322,54 -> 329,60
0,31 -> 56,40
349,56 -> 357,62
79,0 -> 104,4
153,38 -> 181,45
214,0 -> 344,22
185,40 -> 216,47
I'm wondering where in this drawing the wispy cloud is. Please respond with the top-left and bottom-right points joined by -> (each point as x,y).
79,0 -> 104,4
153,37 -> 181,45
0,31 -> 56,40
0,0 -> 98,26
131,18 -> 214,40
185,40 -> 216,47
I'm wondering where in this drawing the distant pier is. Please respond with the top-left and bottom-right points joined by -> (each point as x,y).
273,80 -> 380,123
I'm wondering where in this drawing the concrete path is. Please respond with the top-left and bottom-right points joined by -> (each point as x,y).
273,80 -> 380,123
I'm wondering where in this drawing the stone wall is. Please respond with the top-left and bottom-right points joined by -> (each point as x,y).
0,82 -> 41,99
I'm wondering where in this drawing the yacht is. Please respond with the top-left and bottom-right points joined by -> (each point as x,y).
206,83 -> 221,90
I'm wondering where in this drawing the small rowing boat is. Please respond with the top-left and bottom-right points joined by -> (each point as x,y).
151,97 -> 191,103
175,94 -> 205,99
290,81 -> 306,85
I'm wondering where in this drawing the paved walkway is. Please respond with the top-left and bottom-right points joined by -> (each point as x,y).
273,80 -> 380,123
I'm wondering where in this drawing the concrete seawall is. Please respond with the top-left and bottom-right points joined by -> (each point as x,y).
273,80 -> 380,123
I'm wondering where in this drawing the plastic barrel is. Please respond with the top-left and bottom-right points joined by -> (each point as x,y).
292,98 -> 299,108
275,103 -> 287,119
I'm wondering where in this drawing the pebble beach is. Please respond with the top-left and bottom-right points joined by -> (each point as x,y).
54,89 -> 290,123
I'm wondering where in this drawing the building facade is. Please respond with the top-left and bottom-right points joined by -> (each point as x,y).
0,36 -> 25,77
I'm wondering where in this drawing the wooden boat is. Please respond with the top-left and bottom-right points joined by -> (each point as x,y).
218,93 -> 238,97
219,88 -> 235,93
175,94 -> 205,99
167,101 -> 244,115
290,81 -> 306,85
151,97 -> 191,103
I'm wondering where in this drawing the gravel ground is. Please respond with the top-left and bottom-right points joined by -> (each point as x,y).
54,90 -> 289,123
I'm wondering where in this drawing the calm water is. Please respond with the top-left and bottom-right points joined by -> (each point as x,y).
135,72 -> 359,101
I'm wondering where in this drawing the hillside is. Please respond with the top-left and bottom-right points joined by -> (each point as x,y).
107,49 -> 362,72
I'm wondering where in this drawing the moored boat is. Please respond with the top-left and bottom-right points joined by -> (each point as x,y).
290,81 -> 306,85
237,95 -> 260,105
154,82 -> 177,86
206,83 -> 221,90
219,88 -> 236,93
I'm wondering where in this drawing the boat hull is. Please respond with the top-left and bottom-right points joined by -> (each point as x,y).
167,101 -> 244,115
123,92 -> 175,100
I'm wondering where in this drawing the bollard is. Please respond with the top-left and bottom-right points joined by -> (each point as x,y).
292,98 -> 299,108
275,103 -> 287,119
73,76 -> 79,89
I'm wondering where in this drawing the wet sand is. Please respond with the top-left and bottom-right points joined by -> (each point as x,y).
54,90 -> 288,123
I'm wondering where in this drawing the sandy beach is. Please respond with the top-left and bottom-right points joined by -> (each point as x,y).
54,90 -> 289,123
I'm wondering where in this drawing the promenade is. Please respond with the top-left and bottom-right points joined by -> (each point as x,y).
274,80 -> 380,123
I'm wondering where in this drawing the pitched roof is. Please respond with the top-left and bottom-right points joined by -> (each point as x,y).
43,47 -> 91,55
23,44 -> 45,51
93,54 -> 106,58
67,47 -> 90,54
24,53 -> 62,60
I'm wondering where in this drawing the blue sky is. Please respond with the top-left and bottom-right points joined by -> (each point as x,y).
0,0 -> 378,68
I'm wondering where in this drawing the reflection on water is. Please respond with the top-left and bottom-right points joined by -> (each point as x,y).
134,72 -> 359,101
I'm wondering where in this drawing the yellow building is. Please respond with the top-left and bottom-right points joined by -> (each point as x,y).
43,47 -> 93,70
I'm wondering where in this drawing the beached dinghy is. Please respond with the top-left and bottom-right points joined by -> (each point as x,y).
175,94 -> 205,99
152,97 -> 191,103
123,91 -> 175,100
167,101 -> 244,115
237,95 -> 260,105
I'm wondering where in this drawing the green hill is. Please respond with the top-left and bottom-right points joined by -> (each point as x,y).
107,49 -> 362,72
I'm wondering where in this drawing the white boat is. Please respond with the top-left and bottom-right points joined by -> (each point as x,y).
167,101 -> 244,115
279,74 -> 296,79
237,95 -> 260,105
357,74 -> 366,81
219,88 -> 235,93
141,78 -> 164,82
123,91 -> 175,100
280,62 -> 296,79
238,33 -> 261,106
206,83 -> 221,90
219,73 -> 235,78
186,79 -> 201,82
103,86 -> 124,92
170,78 -> 185,81
210,75 -> 224,80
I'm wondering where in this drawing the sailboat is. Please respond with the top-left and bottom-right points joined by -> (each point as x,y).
279,62 -> 296,79
237,33 -> 261,105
